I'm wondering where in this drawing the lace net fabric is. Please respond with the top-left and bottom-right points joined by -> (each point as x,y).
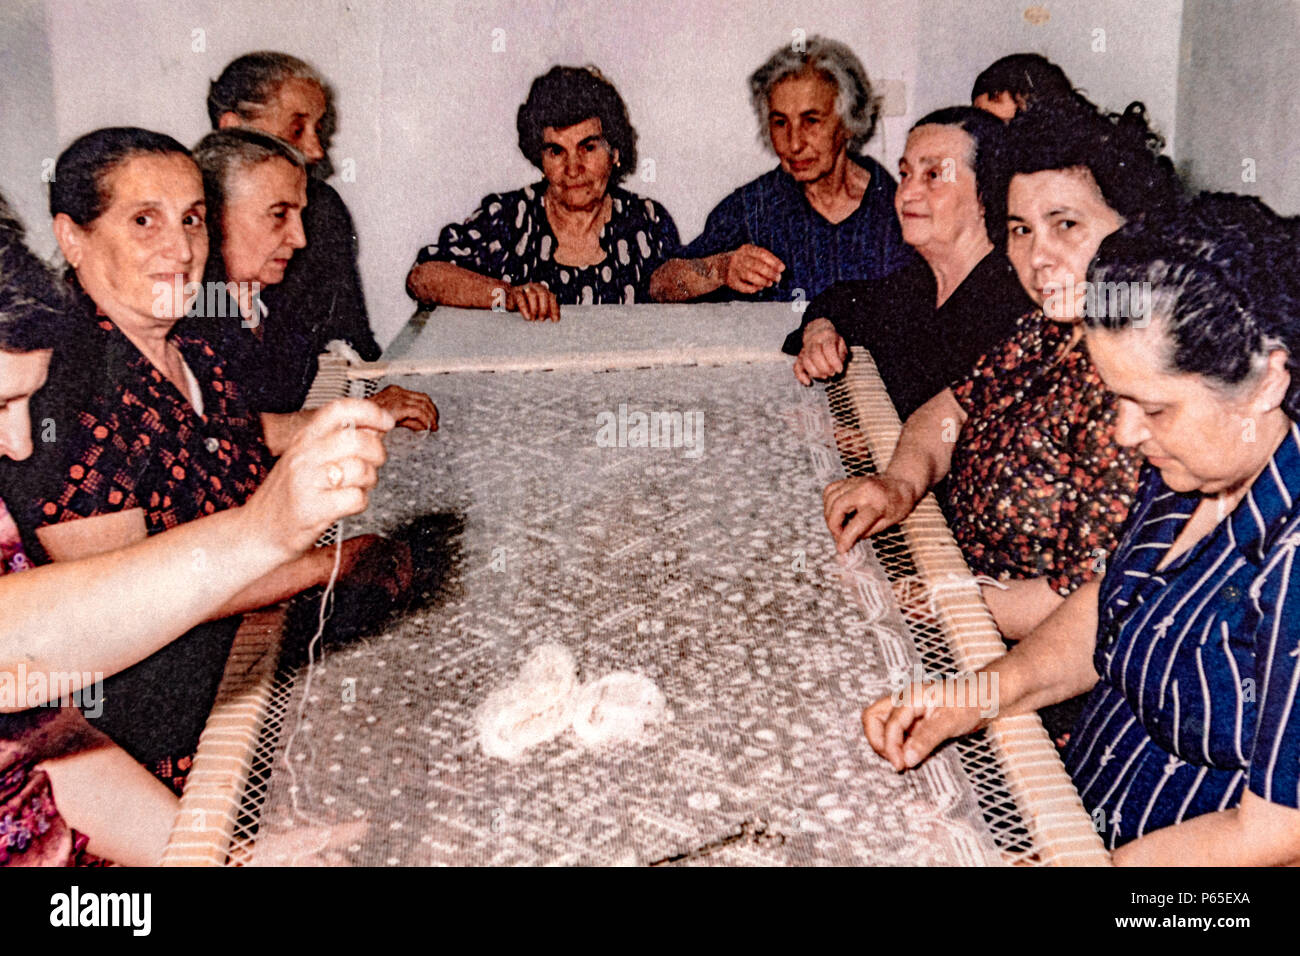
248,361 -> 1004,866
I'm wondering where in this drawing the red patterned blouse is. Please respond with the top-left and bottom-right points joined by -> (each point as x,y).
946,310 -> 1143,595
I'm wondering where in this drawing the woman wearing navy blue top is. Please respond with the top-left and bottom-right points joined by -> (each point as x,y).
863,196 -> 1300,864
650,35 -> 911,304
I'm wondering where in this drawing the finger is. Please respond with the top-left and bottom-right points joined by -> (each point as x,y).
754,248 -> 786,273
834,508 -> 880,554
900,714 -> 954,769
820,340 -> 845,376
325,456 -> 380,493
742,263 -> 782,288
308,399 -> 396,439
793,356 -> 812,386
862,697 -> 894,754
836,336 -> 848,364
545,291 -> 561,322
882,701 -> 922,770
310,424 -> 390,469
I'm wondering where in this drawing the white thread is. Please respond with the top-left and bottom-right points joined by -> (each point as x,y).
274,518 -> 345,862
477,643 -> 579,760
570,672 -> 671,747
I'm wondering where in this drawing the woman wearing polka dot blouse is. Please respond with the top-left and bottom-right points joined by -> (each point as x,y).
406,66 -> 681,322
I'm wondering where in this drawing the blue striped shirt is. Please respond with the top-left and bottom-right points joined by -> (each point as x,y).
1064,422 -> 1300,849
680,155 -> 913,302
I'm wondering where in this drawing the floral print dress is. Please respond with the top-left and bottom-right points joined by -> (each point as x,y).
946,310 -> 1143,595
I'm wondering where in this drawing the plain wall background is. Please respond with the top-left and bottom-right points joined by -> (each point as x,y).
1176,0 -> 1300,214
0,0 -> 1292,347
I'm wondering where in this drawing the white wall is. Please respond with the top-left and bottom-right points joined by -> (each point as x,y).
913,0 -> 1184,144
1176,0 -> 1300,215
0,0 -> 60,257
4,0 -> 1258,349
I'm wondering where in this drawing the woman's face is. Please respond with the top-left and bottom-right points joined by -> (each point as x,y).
228,77 -> 328,165
1005,167 -> 1124,321
766,70 -> 849,184
0,348 -> 51,462
56,152 -> 208,329
221,157 -> 308,287
893,124 -> 983,253
539,116 -> 617,212
1087,324 -> 1291,496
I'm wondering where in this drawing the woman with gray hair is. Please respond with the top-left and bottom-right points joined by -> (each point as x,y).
207,51 -> 381,413
650,35 -> 911,303
193,127 -> 437,444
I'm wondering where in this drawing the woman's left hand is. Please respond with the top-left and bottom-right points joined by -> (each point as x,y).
371,385 -> 438,432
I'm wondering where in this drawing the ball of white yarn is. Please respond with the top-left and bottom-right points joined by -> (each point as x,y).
570,672 -> 670,747
477,643 -> 578,761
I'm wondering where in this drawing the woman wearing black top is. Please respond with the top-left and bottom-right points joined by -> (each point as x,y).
787,107 -> 1031,420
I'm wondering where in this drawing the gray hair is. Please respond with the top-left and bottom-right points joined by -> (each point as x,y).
749,36 -> 881,153
192,129 -> 306,269
207,51 -> 330,128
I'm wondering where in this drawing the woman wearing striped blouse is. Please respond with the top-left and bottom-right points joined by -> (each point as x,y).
864,195 -> 1300,864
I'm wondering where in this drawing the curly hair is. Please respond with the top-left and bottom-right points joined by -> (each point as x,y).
516,66 -> 637,184
983,93 -> 1182,242
1086,193 -> 1300,419
749,35 -> 880,153
0,193 -> 67,353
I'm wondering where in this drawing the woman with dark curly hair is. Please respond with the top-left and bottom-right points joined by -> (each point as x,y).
825,94 -> 1180,649
863,195 -> 1300,864
406,65 -> 680,321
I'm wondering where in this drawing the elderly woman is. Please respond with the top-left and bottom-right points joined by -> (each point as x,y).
970,53 -> 1074,121
786,106 -> 1032,419
406,65 -> 680,321
14,128 -> 408,792
192,128 -> 436,437
865,197 -> 1300,865
823,95 -> 1180,648
650,35 -> 911,304
0,190 -> 393,865
208,51 -> 382,413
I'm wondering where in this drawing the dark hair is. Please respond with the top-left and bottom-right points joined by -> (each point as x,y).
516,66 -> 637,184
971,53 -> 1073,105
49,127 -> 192,227
984,93 -> 1182,241
909,107 -> 1006,243
0,194 -> 68,353
1086,193 -> 1300,418
193,128 -> 306,266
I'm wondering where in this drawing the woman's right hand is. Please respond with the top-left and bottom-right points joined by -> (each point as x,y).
242,398 -> 395,561
722,244 -> 785,294
793,318 -> 847,385
822,475 -> 919,553
862,682 -> 988,771
506,282 -> 561,322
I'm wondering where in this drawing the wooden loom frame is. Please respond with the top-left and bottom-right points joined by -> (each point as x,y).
162,348 -> 1110,866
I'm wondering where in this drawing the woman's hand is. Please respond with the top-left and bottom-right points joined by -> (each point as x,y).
241,398 -> 395,562
506,282 -> 561,322
823,475 -> 920,553
370,385 -> 438,432
862,681 -> 989,771
721,244 -> 785,294
793,317 -> 847,385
